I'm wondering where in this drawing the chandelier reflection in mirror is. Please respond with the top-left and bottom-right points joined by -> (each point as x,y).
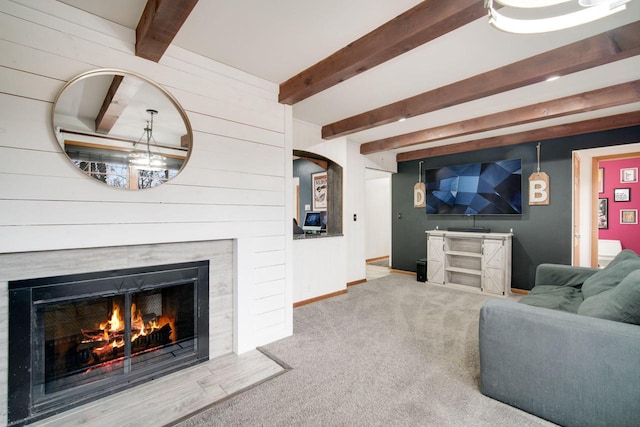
129,109 -> 167,164
485,0 -> 631,34
52,69 -> 192,190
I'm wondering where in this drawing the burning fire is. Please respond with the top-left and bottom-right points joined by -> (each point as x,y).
81,303 -> 174,356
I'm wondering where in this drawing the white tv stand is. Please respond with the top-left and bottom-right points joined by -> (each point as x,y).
425,230 -> 512,296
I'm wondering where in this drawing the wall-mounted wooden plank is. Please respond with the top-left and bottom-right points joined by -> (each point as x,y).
253,279 -> 286,300
254,264 -> 287,285
188,134 -> 286,176
0,171 -> 285,202
0,221 -> 284,254
253,250 -> 286,269
190,115 -> 284,148
0,200 -> 285,226
0,66 -> 61,103
253,294 -> 286,315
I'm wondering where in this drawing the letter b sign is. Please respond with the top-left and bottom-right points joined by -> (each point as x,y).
528,172 -> 549,205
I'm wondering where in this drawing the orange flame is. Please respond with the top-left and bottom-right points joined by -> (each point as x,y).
87,302 -> 173,351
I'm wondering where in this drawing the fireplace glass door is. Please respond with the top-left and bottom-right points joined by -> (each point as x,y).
9,261 -> 209,426
36,282 -> 195,397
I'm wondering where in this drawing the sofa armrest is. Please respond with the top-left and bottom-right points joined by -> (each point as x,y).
479,299 -> 640,427
534,263 -> 598,287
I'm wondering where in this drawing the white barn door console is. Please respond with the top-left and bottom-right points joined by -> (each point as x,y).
425,230 -> 512,296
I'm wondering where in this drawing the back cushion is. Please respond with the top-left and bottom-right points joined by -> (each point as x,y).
581,250 -> 640,299
578,270 -> 640,325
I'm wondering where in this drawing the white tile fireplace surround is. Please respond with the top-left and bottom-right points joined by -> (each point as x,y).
0,240 -> 234,426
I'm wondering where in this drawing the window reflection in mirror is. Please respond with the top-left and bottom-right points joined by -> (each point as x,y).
52,69 -> 192,189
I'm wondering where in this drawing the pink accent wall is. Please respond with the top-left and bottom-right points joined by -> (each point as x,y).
598,157 -> 640,254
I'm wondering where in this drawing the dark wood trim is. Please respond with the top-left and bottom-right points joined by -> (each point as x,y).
323,21 -> 640,139
347,279 -> 367,287
390,269 -> 416,276
293,289 -> 348,308
279,0 -> 485,105
361,80 -> 640,155
366,256 -> 389,263
136,0 -> 199,62
510,288 -> 529,295
397,111 -> 640,162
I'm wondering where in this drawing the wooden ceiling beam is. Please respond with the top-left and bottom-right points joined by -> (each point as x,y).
278,0 -> 486,105
136,0 -> 199,62
361,80 -> 640,154
323,21 -> 640,139
396,111 -> 640,162
95,75 -> 144,134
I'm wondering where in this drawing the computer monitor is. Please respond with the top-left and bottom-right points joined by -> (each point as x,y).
303,211 -> 326,232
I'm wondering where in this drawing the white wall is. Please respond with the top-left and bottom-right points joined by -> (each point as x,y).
292,121 -> 392,286
345,140 -> 367,282
0,0 -> 292,353
292,120 -> 350,298
365,175 -> 392,260
292,236 -> 346,302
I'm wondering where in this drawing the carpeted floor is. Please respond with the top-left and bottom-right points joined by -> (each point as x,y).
175,274 -> 554,427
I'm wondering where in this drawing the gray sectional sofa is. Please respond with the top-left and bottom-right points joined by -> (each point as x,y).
479,249 -> 640,427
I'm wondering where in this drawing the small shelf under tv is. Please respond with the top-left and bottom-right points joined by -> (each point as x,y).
425,230 -> 512,296
444,250 -> 482,258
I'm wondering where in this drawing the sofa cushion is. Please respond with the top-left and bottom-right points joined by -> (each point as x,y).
578,270 -> 640,325
519,285 -> 584,313
581,250 -> 640,299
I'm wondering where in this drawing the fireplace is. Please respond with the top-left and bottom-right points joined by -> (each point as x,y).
8,261 -> 210,426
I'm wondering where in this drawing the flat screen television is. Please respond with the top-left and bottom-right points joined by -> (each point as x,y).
303,211 -> 327,232
425,159 -> 522,215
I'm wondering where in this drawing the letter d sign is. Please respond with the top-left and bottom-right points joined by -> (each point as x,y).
414,182 -> 426,208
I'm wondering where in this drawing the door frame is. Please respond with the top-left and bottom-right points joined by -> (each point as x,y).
572,144 -> 640,267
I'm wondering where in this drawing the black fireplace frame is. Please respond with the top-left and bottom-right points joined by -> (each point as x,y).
8,260 -> 210,426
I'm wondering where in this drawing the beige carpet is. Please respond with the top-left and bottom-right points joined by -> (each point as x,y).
176,274 -> 554,426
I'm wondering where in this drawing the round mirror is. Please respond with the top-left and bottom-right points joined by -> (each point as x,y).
52,69 -> 192,189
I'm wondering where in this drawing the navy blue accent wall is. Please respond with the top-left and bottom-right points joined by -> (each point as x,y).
391,126 -> 640,290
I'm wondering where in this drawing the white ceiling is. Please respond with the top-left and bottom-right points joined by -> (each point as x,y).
59,0 -> 640,157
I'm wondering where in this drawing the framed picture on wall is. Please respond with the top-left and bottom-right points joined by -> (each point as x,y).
620,167 -> 638,183
621,209 -> 638,225
598,198 -> 608,229
613,188 -> 630,202
312,172 -> 328,211
598,167 -> 604,193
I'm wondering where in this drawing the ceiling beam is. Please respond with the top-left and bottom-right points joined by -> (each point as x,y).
361,80 -> 640,154
95,75 -> 144,134
136,0 -> 199,62
323,21 -> 640,139
278,0 -> 486,105
396,111 -> 640,162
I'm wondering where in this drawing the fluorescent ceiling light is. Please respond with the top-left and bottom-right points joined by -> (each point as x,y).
486,0 -> 630,34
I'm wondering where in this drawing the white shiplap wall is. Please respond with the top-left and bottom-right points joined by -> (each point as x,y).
0,0 -> 292,353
